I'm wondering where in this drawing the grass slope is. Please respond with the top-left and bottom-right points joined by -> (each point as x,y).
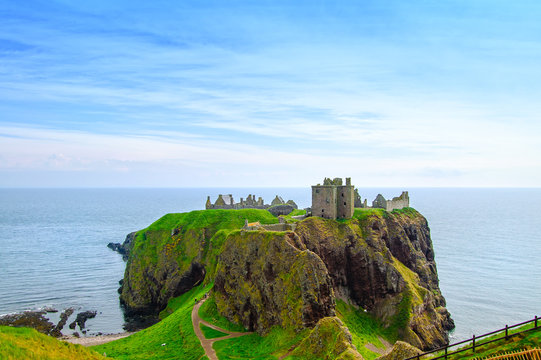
440,323 -> 541,359
94,284 -> 211,360
198,296 -> 246,333
336,300 -> 389,360
200,324 -> 228,339
214,326 -> 309,360
0,326 -> 106,360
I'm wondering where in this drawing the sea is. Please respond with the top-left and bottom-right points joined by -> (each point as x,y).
0,188 -> 539,342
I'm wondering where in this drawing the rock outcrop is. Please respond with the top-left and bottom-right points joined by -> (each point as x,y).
267,204 -> 295,216
294,209 -> 454,350
119,207 -> 453,351
214,231 -> 335,334
119,210 -> 278,316
376,341 -> 422,360
107,231 -> 136,261
291,317 -> 363,359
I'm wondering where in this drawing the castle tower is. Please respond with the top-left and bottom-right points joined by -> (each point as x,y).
312,177 -> 355,220
337,178 -> 354,219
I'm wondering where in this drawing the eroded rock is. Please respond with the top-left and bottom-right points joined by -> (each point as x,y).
214,231 -> 335,334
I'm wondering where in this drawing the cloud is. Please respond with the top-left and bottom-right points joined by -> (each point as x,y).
1,1 -> 541,186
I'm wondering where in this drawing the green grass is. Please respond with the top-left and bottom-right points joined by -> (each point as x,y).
336,300 -> 390,360
435,323 -> 541,359
122,209 -> 281,311
288,209 -> 306,217
0,326 -> 106,360
214,326 -> 309,360
198,296 -> 246,333
352,208 -> 387,222
282,209 -> 307,222
390,207 -> 419,218
130,208 -> 279,271
94,284 -> 212,360
200,324 -> 228,339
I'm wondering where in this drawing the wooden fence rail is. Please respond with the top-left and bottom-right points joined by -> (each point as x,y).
405,316 -> 540,360
474,348 -> 541,360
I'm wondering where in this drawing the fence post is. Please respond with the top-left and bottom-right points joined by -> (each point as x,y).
472,335 -> 476,353
536,315 -> 538,329
505,325 -> 508,339
445,346 -> 448,360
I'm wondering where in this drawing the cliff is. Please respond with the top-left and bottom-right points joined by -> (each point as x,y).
214,230 -> 335,333
119,209 -> 278,315
294,208 -> 454,349
118,207 -> 453,352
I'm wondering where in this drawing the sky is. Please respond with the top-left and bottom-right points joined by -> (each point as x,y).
1,0 -> 540,187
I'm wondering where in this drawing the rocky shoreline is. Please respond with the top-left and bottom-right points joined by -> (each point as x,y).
0,307 -> 98,338
61,331 -> 135,346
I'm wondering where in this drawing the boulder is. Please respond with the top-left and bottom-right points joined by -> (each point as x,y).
376,341 -> 422,360
267,204 -> 295,216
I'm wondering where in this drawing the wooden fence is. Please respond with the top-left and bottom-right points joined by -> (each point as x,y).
405,316 -> 540,360
474,348 -> 541,360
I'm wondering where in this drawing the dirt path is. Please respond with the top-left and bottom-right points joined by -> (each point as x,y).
192,297 -> 251,360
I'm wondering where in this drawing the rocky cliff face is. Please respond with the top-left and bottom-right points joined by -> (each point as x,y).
214,231 -> 335,334
294,209 -> 454,349
118,210 -> 279,316
119,208 -> 453,351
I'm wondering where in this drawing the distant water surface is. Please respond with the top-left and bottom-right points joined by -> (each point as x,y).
0,188 -> 539,341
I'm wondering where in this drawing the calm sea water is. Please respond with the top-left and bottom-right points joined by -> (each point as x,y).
0,188 -> 539,341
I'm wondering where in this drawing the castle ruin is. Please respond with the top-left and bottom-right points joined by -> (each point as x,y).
206,194 -> 297,210
311,177 -> 410,220
311,177 -> 355,220
372,191 -> 410,212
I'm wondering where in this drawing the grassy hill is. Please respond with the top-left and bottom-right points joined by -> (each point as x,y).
0,326 -> 107,360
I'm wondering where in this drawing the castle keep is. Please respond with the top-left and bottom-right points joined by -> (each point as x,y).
311,177 -> 355,220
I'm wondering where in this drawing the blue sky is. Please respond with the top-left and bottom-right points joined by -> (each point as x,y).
1,0 -> 540,187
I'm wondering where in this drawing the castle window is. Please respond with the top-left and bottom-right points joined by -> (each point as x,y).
316,189 -> 319,194
344,202 -> 346,205
322,209 -> 324,213
341,193 -> 344,197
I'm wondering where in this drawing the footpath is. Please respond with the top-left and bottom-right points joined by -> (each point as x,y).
192,297 -> 251,360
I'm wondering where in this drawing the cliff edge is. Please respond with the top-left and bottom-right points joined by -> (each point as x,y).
118,207 -> 453,352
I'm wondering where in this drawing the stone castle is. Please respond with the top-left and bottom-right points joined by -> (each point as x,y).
205,177 -> 409,221
311,177 -> 409,220
311,177 -> 355,220
206,194 -> 297,210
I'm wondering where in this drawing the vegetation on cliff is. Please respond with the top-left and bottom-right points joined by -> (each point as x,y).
114,206 -> 454,358
120,209 -> 278,315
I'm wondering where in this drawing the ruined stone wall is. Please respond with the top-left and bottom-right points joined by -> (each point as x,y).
372,191 -> 410,211
206,194 -> 292,210
385,191 -> 410,211
336,185 -> 354,219
311,186 -> 337,220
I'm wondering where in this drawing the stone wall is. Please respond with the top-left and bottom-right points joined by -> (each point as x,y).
336,185 -> 354,219
206,194 -> 296,211
371,191 -> 410,211
312,185 -> 337,219
385,191 -> 410,211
